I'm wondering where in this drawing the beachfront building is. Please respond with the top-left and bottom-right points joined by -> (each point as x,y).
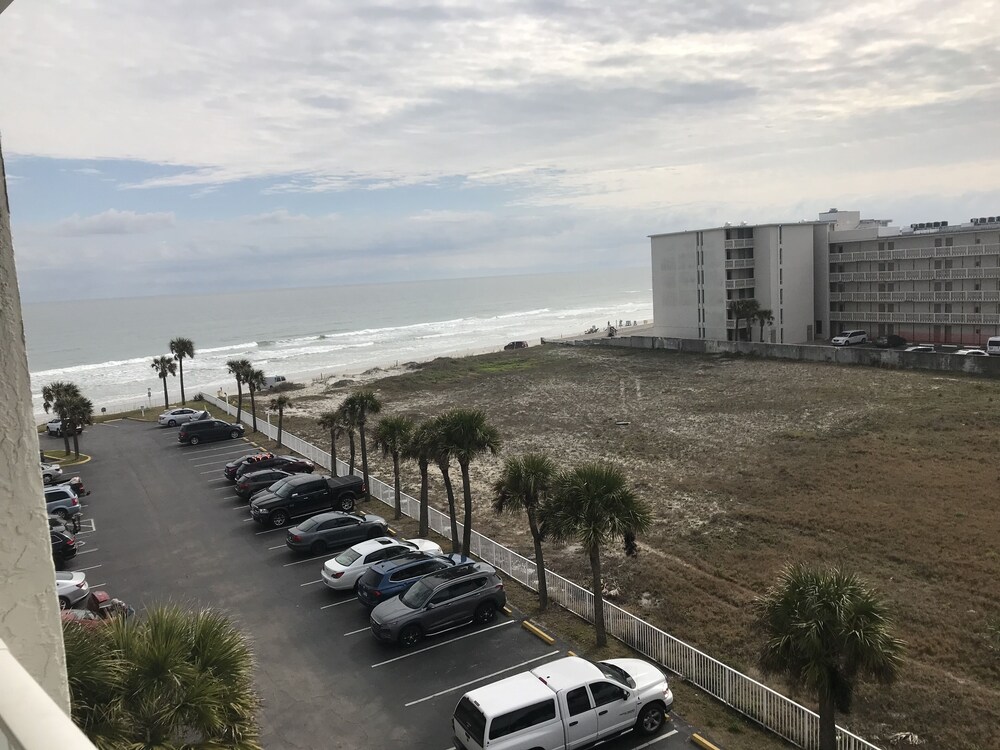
651,209 -> 1000,346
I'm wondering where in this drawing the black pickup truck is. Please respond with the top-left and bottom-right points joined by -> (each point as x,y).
249,474 -> 366,527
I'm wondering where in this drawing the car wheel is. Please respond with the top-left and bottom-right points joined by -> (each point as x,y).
271,510 -> 289,527
43,474 -> 52,485
310,540 -> 326,555
189,436 -> 201,445
58,596 -> 69,610
168,419 -> 177,427
636,703 -> 666,735
230,429 -> 241,439
474,601 -> 497,624
54,508 -> 68,520
338,493 -> 356,512
398,625 -> 423,648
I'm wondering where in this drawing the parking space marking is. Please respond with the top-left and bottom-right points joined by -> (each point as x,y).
232,504 -> 250,510
186,445 -> 255,458
77,548 -> 99,555
300,579 -> 322,587
282,553 -> 328,567
90,582 -> 106,589
79,519 -> 96,533
267,544 -> 286,550
254,527 -> 284,535
371,620 -> 516,668
207,478 -> 231,484
404,650 -> 561,707
192,459 -> 235,468
241,517 -> 255,522
200,468 -> 229,474
344,627 -> 369,636
78,564 -> 102,572
320,599 -> 355,609
630,730 -> 678,749
222,495 -> 240,501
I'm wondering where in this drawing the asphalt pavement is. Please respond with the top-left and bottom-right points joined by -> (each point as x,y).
57,418 -> 696,749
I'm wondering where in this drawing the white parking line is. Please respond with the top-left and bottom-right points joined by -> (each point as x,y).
90,582 -> 106,589
320,599 -> 355,610
207,479 -> 231,484
267,544 -> 286,550
192,459 -> 234,468
344,627 -> 369,636
241,517 -> 255,522
631,730 -> 678,749
371,620 -> 516,668
404,651 -> 561,707
254,527 -> 284,535
232,504 -> 250,510
282,553 -> 328,567
77,548 -> 99,555
77,564 -> 102,572
200,468 -> 227,474
222,495 -> 241,501
300,579 -> 322,587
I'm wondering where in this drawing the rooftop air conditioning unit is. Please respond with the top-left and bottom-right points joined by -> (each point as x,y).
981,218 -> 988,223
990,217 -> 997,223
932,221 -> 941,228
941,221 -> 948,227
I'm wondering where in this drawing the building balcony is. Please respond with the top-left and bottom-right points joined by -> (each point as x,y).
831,242 -> 1000,263
724,258 -> 755,270
725,278 -> 755,290
724,238 -> 754,250
829,267 -> 1000,283
829,291 -> 1000,303
829,311 -> 1000,325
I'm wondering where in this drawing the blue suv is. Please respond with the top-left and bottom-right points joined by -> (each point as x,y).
356,552 -> 466,608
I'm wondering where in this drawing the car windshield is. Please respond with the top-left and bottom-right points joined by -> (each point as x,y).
274,483 -> 298,498
400,580 -> 435,608
837,331 -> 851,337
334,549 -> 361,566
593,660 -> 635,688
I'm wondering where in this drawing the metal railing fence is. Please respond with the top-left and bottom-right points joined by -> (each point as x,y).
201,394 -> 881,750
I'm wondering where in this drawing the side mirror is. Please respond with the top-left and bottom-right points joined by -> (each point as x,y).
425,602 -> 438,610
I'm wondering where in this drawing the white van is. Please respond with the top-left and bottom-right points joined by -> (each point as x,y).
987,336 -> 1000,356
263,375 -> 287,390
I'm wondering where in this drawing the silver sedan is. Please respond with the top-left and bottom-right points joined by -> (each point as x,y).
157,407 -> 207,426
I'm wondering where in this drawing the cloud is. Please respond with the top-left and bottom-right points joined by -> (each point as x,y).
245,209 -> 314,224
55,209 -> 176,236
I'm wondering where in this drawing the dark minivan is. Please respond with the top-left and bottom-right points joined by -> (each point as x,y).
178,419 -> 245,445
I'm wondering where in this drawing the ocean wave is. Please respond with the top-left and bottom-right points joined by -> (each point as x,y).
196,341 -> 258,355
492,308 -> 550,320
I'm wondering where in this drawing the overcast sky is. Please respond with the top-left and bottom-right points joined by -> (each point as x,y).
2,0 -> 999,302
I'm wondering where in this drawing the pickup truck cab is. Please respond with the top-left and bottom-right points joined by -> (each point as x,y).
249,473 -> 365,527
452,655 -> 672,750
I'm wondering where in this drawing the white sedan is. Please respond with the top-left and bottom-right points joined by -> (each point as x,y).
56,570 -> 90,609
322,537 -> 443,591
157,407 -> 206,427
41,462 -> 62,485
956,349 -> 988,356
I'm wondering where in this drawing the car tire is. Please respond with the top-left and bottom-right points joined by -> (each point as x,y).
58,596 -> 69,610
310,541 -> 326,555
271,510 -> 289,527
636,703 -> 666,735
474,601 -> 497,624
399,625 -> 423,648
54,508 -> 68,520
230,429 -> 241,439
168,419 -> 177,427
338,493 -> 356,512
43,475 -> 52,485
189,436 -> 201,445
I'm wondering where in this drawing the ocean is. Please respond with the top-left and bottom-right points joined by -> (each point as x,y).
23,267 -> 652,419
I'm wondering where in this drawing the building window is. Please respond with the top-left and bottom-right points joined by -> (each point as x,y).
878,242 -> 885,251
780,309 -> 784,324
888,304 -> 894,313
780,328 -> 784,343
878,263 -> 886,272
887,263 -> 895,271
934,282 -> 942,291
780,289 -> 783,304
945,304 -> 952,313
816,320 -> 823,335
975,306 -> 981,313
779,269 -> 783,284
779,247 -> 783,264
945,259 -> 953,269
945,237 -> 953,247
945,282 -> 953,291
975,283 -> 981,290
887,283 -> 894,292
888,241 -> 895,250
976,238 -> 981,244
934,260 -> 942,270
935,238 -> 942,248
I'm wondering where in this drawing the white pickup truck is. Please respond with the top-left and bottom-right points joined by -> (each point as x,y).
452,656 -> 673,750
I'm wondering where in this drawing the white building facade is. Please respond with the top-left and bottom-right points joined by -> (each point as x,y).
651,209 -> 1000,346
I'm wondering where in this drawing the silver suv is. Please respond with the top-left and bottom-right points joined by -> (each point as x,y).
369,560 -> 506,647
44,485 -> 81,520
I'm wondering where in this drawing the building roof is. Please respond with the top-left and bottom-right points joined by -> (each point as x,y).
648,221 -> 827,239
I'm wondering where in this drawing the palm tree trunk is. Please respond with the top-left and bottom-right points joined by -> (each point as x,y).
277,408 -> 283,447
235,385 -> 244,424
418,459 -> 429,536
249,388 -> 258,432
359,421 -> 370,498
526,505 -> 548,610
72,429 -> 80,459
459,459 -> 473,557
179,359 -> 186,404
61,415 -> 71,455
392,452 -> 402,520
161,377 -> 169,409
589,544 -> 607,647
329,430 -> 338,476
437,458 -> 460,554
348,432 -> 356,474
818,691 -> 837,750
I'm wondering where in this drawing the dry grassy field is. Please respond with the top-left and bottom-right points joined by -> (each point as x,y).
279,344 -> 1000,750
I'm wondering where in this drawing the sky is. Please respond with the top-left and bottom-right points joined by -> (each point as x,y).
1,0 -> 999,302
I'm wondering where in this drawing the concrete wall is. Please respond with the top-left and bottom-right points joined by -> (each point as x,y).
0,140 -> 70,709
779,223 -> 816,344
651,231 -> 700,338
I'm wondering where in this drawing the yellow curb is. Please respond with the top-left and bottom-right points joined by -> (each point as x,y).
521,620 -> 556,645
386,527 -> 397,536
567,650 -> 576,657
502,606 -> 513,616
692,734 -> 722,750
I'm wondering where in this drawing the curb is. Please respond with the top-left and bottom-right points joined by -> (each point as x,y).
521,620 -> 556,645
692,733 -> 722,750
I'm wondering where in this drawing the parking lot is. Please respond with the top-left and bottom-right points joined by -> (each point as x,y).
57,418 -> 695,749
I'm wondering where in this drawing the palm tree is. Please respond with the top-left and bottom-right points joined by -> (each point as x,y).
430,415 -> 461,554
169,337 -> 195,404
63,604 -> 262,749
226,359 -> 252,426
755,308 -> 775,342
343,390 -> 382,498
150,355 -> 177,409
539,463 -> 652,646
755,565 -> 905,750
405,420 -> 437,536
269,395 -> 292,447
492,452 -> 557,610
42,380 -> 81,455
440,409 -> 501,557
372,415 -> 415,520
338,402 -> 359,475
317,410 -> 345,476
63,393 -> 94,458
246,368 -> 265,433
729,298 -> 760,342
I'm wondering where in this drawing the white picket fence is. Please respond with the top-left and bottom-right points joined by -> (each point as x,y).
202,394 -> 881,750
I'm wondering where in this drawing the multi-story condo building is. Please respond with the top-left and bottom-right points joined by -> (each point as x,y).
650,209 -> 1000,346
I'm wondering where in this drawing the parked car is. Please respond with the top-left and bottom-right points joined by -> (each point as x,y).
322,537 -> 443,592
831,330 -> 867,346
903,344 -> 935,353
44,484 -> 81,520
157,407 -> 205,427
988,336 -> 1000,356
235,469 -> 294,500
369,560 -> 506,647
874,334 -> 907,348
224,452 -> 273,481
250,474 -> 366,527
40,462 -> 62,485
61,591 -> 134,625
356,552 -> 466,609
285,511 -> 388,554
46,418 -> 83,437
956,349 -> 988,356
263,375 -> 288,390
452,656 -> 673,750
51,528 -> 77,565
177,419 -> 245,445
55,570 -> 90,609
504,341 -> 529,350
234,454 -> 314,481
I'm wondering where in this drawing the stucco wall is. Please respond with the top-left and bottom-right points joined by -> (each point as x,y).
0,141 -> 70,709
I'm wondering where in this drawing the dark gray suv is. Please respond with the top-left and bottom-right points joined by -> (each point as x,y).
369,560 -> 506,647
177,419 -> 245,445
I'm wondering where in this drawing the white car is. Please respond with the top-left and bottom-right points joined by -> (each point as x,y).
56,570 -> 90,609
41,462 -> 62,485
956,349 -> 988,356
157,407 -> 207,427
904,345 -> 935,353
46,418 -> 83,437
321,537 -> 443,591
831,330 -> 867,346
